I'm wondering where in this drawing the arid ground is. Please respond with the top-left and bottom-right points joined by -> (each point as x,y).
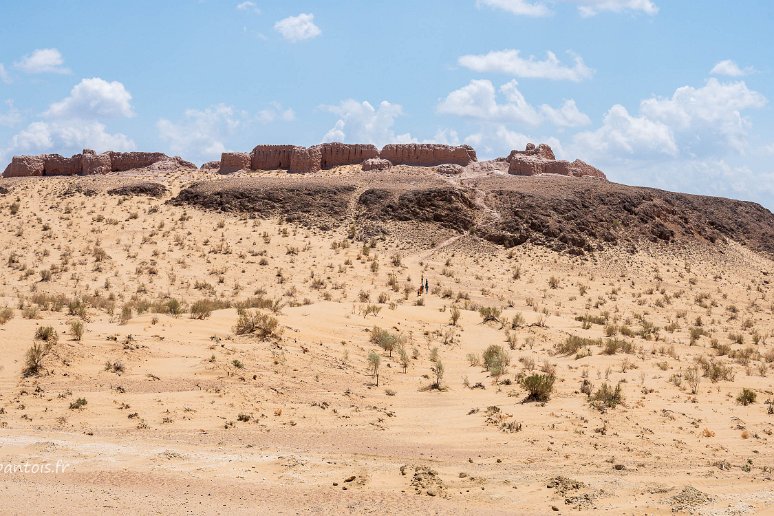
0,168 -> 772,514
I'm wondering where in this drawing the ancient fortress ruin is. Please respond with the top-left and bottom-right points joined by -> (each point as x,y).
2,142 -> 606,180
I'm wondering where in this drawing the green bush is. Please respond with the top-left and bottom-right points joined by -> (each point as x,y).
234,310 -> 280,340
591,383 -> 623,410
737,388 -> 756,406
370,326 -> 403,357
69,320 -> 85,341
520,373 -> 555,402
555,335 -> 600,356
0,306 -> 14,325
23,342 -> 47,377
479,306 -> 502,323
482,345 -> 510,377
34,326 -> 58,345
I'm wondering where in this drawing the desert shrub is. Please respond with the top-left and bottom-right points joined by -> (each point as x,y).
398,346 -> 410,373
466,353 -> 481,367
368,351 -> 381,386
104,360 -> 125,374
685,365 -> 701,394
520,373 -> 555,402
591,383 -> 623,410
69,320 -> 84,341
190,299 -> 215,320
119,305 -> 132,325
482,345 -> 510,377
555,335 -> 600,356
431,360 -> 445,389
736,388 -> 756,406
34,326 -> 58,345
370,326 -> 403,357
697,356 -> 735,382
548,276 -> 560,289
510,312 -> 525,329
479,306 -> 502,324
162,298 -> 183,317
234,310 -> 280,340
234,296 -> 284,314
22,306 -> 40,319
0,306 -> 13,325
69,398 -> 87,410
67,298 -> 88,319
450,305 -> 461,326
23,342 -> 47,376
689,327 -> 706,345
601,339 -> 633,355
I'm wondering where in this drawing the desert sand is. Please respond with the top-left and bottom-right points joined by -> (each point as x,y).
0,168 -> 772,514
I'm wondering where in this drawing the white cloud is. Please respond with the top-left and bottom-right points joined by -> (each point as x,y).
640,78 -> 766,153
458,49 -> 593,81
321,100 -> 415,147
157,104 -> 249,163
236,1 -> 260,13
573,104 -> 677,157
573,78 -> 766,162
46,78 -> 134,119
0,64 -> 10,84
540,99 -> 591,127
437,79 -> 590,128
0,100 -> 21,127
274,13 -> 321,42
574,0 -> 658,17
8,120 -> 135,155
602,158 -> 774,207
14,48 -> 70,74
257,102 -> 295,124
2,77 -> 136,161
476,0 -> 552,16
462,124 -> 564,159
710,59 -> 754,77
438,79 -> 541,125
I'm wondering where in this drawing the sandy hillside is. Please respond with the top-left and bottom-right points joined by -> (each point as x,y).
0,169 -> 772,514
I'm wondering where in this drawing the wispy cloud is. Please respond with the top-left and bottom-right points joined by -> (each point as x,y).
458,49 -> 593,82
14,48 -> 70,74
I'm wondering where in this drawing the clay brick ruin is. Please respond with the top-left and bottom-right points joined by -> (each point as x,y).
2,141 -> 605,180
2,149 -> 196,177
232,143 -> 477,174
506,143 -> 606,179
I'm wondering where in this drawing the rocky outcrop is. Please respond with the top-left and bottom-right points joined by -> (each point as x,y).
435,164 -> 464,175
317,143 -> 379,169
288,146 -> 321,174
507,144 -> 606,180
380,144 -> 477,167
362,158 -> 392,171
219,152 -> 251,174
250,145 -> 294,171
107,182 -> 168,197
568,159 -> 606,179
200,160 -> 220,171
3,155 -> 45,177
145,157 -> 197,172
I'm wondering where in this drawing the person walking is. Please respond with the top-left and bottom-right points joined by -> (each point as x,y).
424,278 -> 429,294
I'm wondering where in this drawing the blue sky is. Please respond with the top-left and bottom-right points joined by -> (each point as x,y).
1,0 -> 773,208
